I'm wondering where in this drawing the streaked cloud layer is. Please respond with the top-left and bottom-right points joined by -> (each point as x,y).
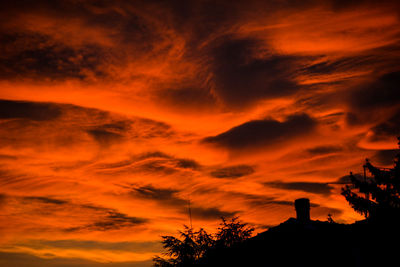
0,0 -> 399,266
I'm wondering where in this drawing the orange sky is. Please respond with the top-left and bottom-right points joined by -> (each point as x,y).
1,0 -> 400,266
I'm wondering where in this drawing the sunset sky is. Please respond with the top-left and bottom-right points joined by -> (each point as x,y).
1,0 -> 400,266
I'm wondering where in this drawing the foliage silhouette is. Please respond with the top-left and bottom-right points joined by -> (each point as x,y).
153,217 -> 254,267
342,136 -> 400,222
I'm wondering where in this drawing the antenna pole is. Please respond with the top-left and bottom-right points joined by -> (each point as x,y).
363,164 -> 370,200
188,197 -> 193,229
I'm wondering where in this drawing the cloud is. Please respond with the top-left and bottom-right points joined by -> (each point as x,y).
203,114 -> 316,149
208,37 -> 304,108
306,145 -> 342,155
23,196 -> 68,205
156,86 -> 217,111
66,211 -> 147,232
302,55 -> 373,76
175,158 -> 201,170
333,173 -> 363,184
87,129 -> 124,146
0,99 -> 175,152
350,71 -> 400,111
1,194 -> 148,233
131,184 -> 236,220
131,185 -> 185,206
264,181 -> 333,195
0,99 -> 62,121
85,120 -> 133,145
210,165 -> 254,178
369,111 -> 400,140
346,72 -> 400,128
190,206 -> 237,220
372,149 -> 398,165
247,197 -> 294,208
194,188 -> 296,209
0,33 -> 107,81
94,151 -> 200,176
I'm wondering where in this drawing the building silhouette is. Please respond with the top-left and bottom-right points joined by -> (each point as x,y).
196,198 -> 400,267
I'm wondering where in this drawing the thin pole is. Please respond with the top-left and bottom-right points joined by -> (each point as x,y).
188,198 -> 193,229
363,165 -> 370,200
363,165 -> 366,182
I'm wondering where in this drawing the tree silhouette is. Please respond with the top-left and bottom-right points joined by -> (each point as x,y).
214,217 -> 254,248
153,217 -> 254,266
342,137 -> 400,222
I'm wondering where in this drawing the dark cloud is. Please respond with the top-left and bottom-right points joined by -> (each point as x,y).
76,211 -> 147,232
190,206 -> 237,220
329,0 -> 400,10
193,188 -> 295,209
175,158 -> 201,170
135,152 -> 200,171
0,99 -> 62,121
136,161 -> 176,175
0,100 -> 174,152
0,154 -> 18,160
4,194 -> 148,232
87,129 -> 124,146
22,196 -> 68,205
264,181 -> 333,195
303,55 -> 374,75
133,118 -> 172,139
0,33 -> 107,81
136,151 -> 171,160
131,185 -> 185,206
95,151 -> 200,176
0,193 -> 6,208
86,120 -> 132,145
210,165 -> 254,178
346,71 -> 400,126
131,184 -> 236,220
203,113 -> 316,149
157,87 -> 217,110
369,111 -> 400,141
65,210 -> 147,232
350,71 -> 400,111
372,149 -> 398,166
247,198 -> 294,208
82,112 -> 172,141
209,37 -> 303,108
306,145 -> 342,155
0,1 -> 168,82
0,169 -> 33,188
333,173 -> 363,184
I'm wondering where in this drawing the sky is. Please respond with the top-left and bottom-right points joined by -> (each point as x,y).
0,0 -> 400,266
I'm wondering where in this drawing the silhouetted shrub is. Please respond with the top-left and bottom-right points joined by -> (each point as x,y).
153,217 -> 254,266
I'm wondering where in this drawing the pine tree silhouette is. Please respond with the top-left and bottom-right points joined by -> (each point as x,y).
342,137 -> 400,222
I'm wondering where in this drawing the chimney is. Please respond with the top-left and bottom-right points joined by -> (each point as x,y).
295,198 -> 310,222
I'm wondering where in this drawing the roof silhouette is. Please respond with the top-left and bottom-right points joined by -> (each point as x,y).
195,198 -> 400,267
